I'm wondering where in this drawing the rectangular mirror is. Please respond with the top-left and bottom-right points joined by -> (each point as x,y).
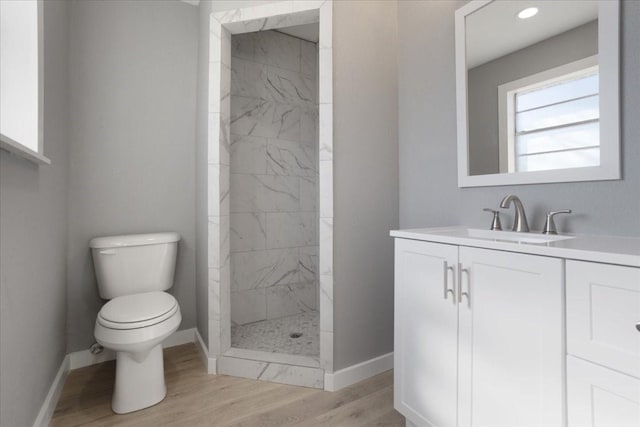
455,0 -> 620,187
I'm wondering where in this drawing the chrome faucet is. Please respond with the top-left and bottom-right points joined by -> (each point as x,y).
500,194 -> 529,232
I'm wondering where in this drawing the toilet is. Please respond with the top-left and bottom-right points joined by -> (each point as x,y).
89,232 -> 182,414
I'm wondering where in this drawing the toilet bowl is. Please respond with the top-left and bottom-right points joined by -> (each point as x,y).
94,291 -> 181,414
89,232 -> 182,414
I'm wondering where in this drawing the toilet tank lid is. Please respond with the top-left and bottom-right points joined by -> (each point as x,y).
89,232 -> 181,249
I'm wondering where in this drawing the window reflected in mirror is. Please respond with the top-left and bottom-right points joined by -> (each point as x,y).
465,1 -> 599,176
502,57 -> 599,173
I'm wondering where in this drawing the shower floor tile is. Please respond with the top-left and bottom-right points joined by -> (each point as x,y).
231,311 -> 319,357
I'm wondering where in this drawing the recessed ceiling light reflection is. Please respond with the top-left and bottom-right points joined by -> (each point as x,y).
518,7 -> 539,19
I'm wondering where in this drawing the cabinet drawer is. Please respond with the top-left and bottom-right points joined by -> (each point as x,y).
567,355 -> 640,427
566,260 -> 640,377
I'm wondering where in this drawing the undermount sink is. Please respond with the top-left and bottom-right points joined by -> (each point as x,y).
432,228 -> 576,245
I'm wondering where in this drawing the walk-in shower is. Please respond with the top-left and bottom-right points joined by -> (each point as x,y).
228,28 -> 319,359
206,0 -> 333,389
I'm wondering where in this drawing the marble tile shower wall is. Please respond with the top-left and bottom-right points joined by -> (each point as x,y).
229,30 -> 319,327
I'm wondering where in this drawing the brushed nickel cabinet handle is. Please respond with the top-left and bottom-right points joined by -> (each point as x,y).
459,266 -> 470,307
443,261 -> 456,304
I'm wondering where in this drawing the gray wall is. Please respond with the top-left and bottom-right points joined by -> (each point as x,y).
66,0 -> 199,352
203,0 -> 400,369
333,0 -> 399,370
468,21 -> 598,176
0,1 -> 69,425
398,0 -> 640,237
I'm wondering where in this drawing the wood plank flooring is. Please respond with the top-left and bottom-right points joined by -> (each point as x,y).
51,343 -> 405,427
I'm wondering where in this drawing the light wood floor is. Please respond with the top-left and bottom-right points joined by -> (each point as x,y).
51,343 -> 405,426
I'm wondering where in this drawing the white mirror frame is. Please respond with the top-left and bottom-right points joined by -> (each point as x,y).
455,0 -> 620,187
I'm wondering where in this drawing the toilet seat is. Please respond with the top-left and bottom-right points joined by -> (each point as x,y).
98,292 -> 178,330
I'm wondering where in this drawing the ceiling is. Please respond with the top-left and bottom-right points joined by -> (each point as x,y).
466,1 -> 598,69
276,23 -> 319,43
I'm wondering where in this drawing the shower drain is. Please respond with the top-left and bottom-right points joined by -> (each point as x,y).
289,332 -> 303,339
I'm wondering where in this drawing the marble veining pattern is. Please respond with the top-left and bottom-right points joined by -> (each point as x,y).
230,174 -> 300,213
231,246 -> 317,290
267,138 -> 316,177
259,362 -> 323,389
218,353 -> 324,389
224,347 -> 320,368
231,248 -> 299,291
299,176 -> 317,212
317,0 -> 333,375
231,57 -> 314,106
230,29 -> 318,329
208,0 -> 332,377
230,96 -> 302,141
265,212 -> 317,249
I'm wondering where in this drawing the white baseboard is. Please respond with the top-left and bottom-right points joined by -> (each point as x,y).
69,346 -> 116,370
162,327 -> 196,348
324,352 -> 394,392
36,328 -> 202,426
69,327 -> 197,370
195,329 -> 217,374
33,354 -> 70,427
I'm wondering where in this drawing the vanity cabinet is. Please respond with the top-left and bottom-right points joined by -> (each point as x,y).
457,247 -> 563,427
566,260 -> 640,426
394,239 -> 458,427
392,227 -> 640,427
567,356 -> 640,427
566,261 -> 640,377
394,238 -> 563,427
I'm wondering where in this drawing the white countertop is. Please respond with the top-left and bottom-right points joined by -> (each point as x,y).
390,226 -> 640,267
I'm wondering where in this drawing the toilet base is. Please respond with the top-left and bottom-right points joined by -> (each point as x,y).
112,344 -> 167,414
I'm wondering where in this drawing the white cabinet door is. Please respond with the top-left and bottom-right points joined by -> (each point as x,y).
566,260 -> 640,378
394,239 -> 459,427
457,247 -> 563,427
567,355 -> 640,427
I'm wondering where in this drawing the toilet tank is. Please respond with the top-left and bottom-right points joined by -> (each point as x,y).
89,232 -> 180,299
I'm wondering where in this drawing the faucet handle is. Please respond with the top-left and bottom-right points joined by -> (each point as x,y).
483,208 -> 503,231
542,210 -> 572,235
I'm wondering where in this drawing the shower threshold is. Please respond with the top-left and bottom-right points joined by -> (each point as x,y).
220,312 -> 324,388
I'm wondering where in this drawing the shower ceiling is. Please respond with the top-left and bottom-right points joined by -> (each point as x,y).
277,23 -> 319,43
